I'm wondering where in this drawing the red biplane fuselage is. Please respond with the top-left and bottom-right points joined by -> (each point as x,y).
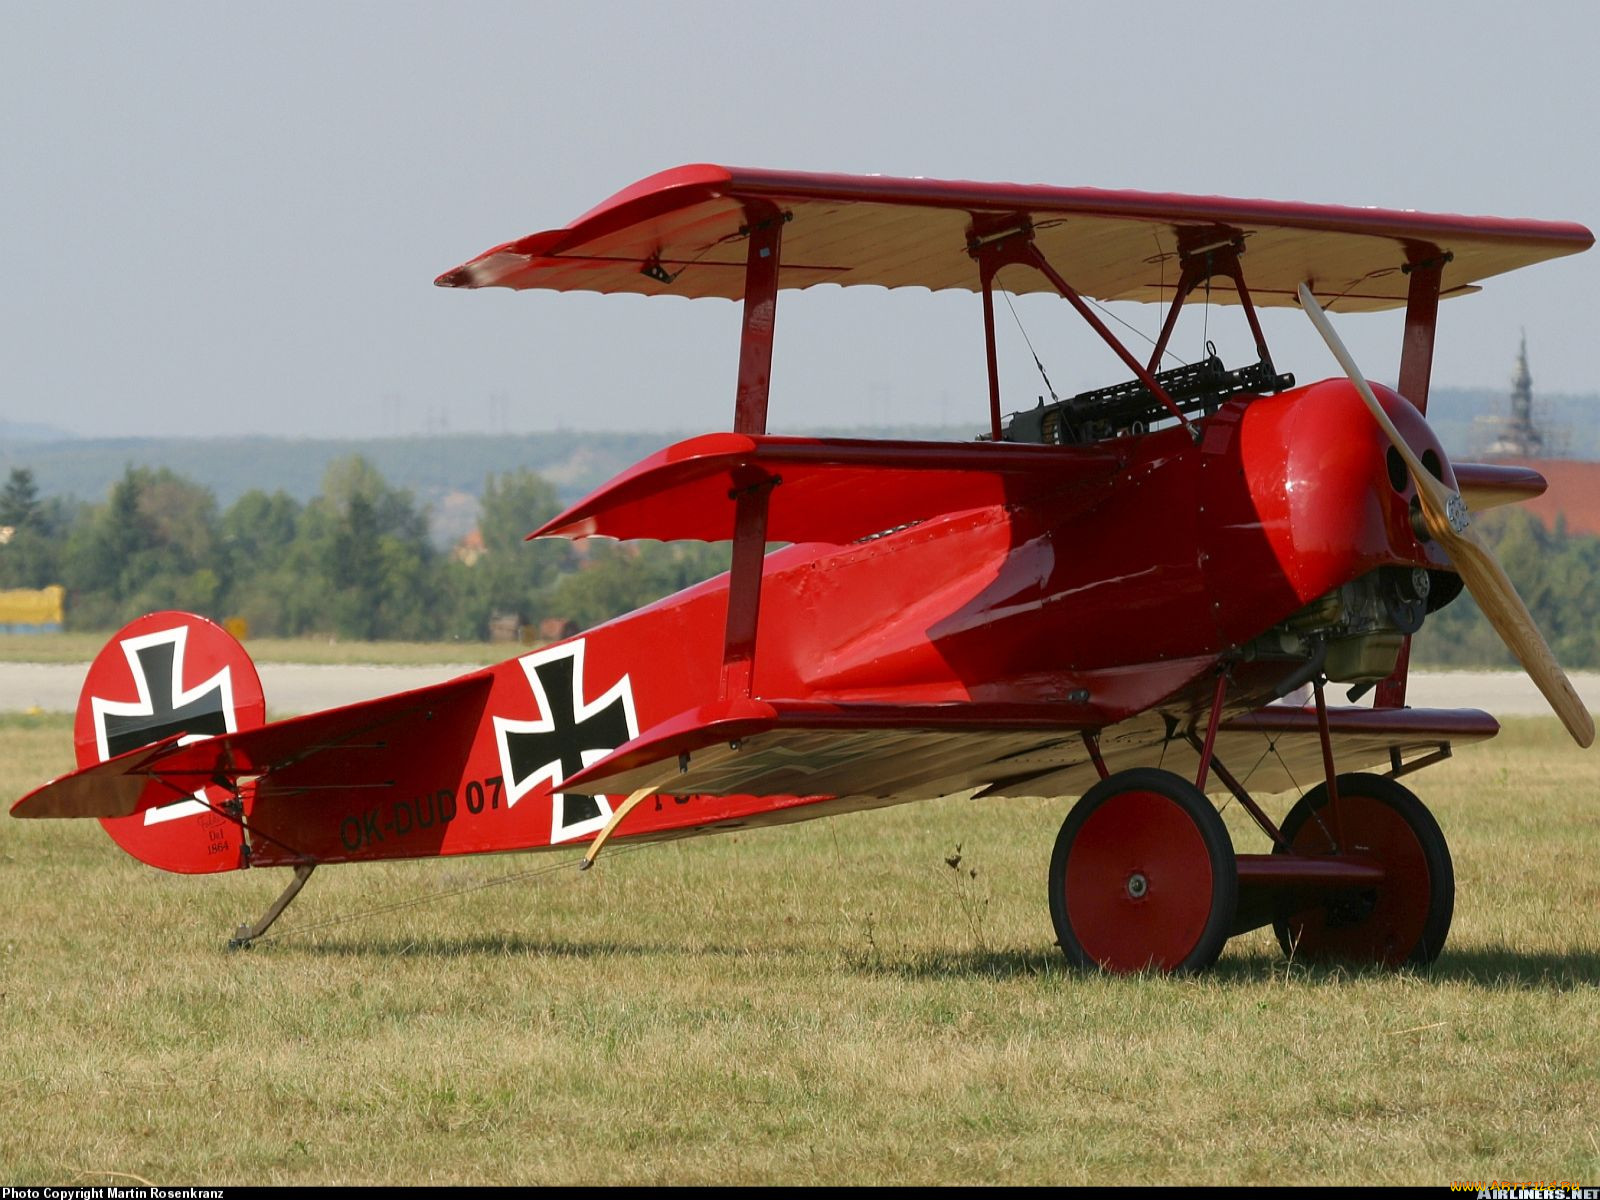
13,165 -> 1592,972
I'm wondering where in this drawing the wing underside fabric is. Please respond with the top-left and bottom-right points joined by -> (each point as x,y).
14,678 -> 1496,824
558,700 -> 1498,803
437,164 -> 1593,312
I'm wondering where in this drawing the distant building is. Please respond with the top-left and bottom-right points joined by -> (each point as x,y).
453,527 -> 486,566
536,616 -> 579,643
1477,459 -> 1600,538
1483,333 -> 1548,458
1475,335 -> 1600,536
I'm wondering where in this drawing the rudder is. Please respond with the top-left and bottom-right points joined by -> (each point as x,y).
74,611 -> 265,873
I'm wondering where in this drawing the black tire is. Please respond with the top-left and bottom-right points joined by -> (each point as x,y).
1272,772 -> 1453,967
1049,767 -> 1237,974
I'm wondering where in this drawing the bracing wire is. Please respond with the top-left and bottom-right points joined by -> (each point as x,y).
1085,293 -> 1191,369
1000,290 -> 1060,402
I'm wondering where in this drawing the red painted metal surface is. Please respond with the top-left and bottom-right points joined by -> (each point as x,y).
1199,378 -> 1456,653
1063,789 -> 1215,972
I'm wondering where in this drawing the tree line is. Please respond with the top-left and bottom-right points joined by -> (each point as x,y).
2,460 -> 1597,666
0,460 -> 727,641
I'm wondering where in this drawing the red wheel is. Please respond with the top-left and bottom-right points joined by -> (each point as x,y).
1273,773 -> 1453,967
1049,768 -> 1237,974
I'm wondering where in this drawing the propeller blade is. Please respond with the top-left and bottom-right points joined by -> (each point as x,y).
1297,283 -> 1594,748
1446,523 -> 1594,746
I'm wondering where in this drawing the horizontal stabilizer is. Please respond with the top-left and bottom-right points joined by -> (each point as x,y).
13,673 -> 493,820
531,433 -> 1121,543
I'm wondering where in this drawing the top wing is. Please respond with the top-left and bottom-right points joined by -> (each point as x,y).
437,164 -> 1593,312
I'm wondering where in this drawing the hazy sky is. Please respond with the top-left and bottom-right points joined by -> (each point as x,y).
4,1 -> 1597,440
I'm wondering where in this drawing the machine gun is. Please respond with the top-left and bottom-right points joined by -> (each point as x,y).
999,352 -> 1295,446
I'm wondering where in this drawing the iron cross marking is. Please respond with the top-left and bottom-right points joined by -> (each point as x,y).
102,638 -> 229,758
503,652 -> 633,826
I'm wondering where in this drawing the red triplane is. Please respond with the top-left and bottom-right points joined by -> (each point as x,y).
14,166 -> 1595,971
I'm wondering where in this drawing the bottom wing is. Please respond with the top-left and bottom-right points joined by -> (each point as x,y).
562,697 -> 1498,804
16,650 -> 1498,869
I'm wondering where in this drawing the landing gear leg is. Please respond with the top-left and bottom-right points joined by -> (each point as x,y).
228,863 -> 316,950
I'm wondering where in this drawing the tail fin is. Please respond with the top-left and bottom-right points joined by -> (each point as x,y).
74,611 -> 265,873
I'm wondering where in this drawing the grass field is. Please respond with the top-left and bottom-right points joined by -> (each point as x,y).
1,714 -> 1596,1185
0,633 -> 510,667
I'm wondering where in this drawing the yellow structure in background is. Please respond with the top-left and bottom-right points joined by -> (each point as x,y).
223,616 -> 249,641
0,585 -> 65,632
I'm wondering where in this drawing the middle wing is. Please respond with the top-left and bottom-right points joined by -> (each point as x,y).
530,433 -> 1121,544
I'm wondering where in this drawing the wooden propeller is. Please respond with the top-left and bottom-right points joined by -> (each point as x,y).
1297,283 -> 1594,748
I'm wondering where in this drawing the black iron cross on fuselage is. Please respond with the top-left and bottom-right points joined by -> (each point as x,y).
102,639 -> 229,758
504,653 -> 632,825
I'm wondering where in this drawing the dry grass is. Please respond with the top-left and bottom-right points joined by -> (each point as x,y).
1,714 -> 1596,1185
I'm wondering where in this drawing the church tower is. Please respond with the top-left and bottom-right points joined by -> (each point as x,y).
1485,331 -> 1545,457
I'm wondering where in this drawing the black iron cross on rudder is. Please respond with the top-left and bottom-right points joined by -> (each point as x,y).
101,638 -> 229,758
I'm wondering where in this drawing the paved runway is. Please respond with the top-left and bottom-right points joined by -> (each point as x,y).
0,661 -> 477,715
1,660 -> 1596,718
